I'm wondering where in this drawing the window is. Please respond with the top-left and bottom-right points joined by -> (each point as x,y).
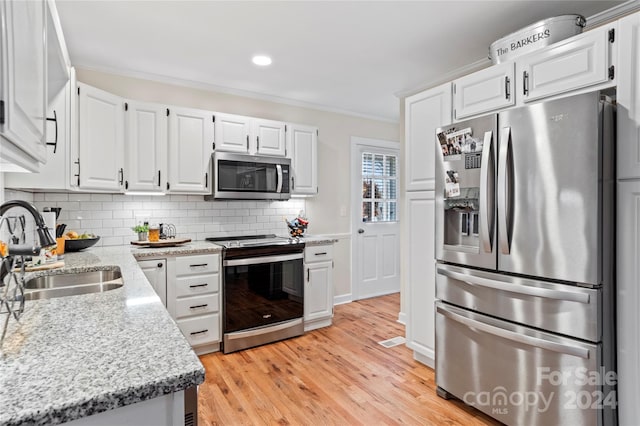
361,152 -> 397,222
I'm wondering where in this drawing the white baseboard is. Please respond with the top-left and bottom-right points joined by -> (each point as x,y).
333,294 -> 352,305
413,351 -> 435,369
397,311 -> 407,325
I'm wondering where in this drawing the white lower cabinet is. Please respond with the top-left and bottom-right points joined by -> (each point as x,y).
139,253 -> 221,355
404,191 -> 436,367
304,244 -> 334,331
138,259 -> 167,306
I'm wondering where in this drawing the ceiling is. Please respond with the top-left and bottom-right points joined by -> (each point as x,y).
56,0 -> 623,122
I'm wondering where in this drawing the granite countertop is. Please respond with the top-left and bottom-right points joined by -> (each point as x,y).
0,246 -> 205,426
131,240 -> 222,258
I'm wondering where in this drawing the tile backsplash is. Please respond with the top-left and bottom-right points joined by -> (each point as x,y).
3,190 -> 306,247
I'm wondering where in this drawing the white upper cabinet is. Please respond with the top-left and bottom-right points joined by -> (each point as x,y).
518,23 -> 616,103
453,62 -> 515,120
124,101 -> 167,192
0,0 -> 47,170
253,118 -> 286,156
167,106 -> 214,193
617,12 -> 640,180
77,83 -> 125,191
404,82 -> 452,192
287,123 -> 318,196
214,112 -> 287,156
213,113 -> 252,153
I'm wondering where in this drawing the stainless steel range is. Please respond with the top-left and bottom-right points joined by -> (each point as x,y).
206,234 -> 305,353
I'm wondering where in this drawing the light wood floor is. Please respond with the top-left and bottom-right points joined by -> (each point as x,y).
198,293 -> 499,425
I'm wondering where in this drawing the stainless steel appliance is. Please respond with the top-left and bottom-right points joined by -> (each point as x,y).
207,234 -> 305,353
206,152 -> 291,200
434,91 -> 616,426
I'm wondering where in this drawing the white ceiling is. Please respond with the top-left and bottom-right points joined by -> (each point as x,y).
56,0 -> 623,122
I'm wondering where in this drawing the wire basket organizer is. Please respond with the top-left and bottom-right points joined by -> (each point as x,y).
0,215 -> 29,344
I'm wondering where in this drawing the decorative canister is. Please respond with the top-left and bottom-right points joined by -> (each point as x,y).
489,15 -> 586,64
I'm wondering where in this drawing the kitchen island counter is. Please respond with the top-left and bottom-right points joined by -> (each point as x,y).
0,246 -> 205,426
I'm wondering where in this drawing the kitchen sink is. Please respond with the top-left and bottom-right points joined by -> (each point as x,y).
22,269 -> 123,301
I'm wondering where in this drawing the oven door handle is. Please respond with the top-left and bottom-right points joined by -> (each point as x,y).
276,164 -> 283,193
224,252 -> 303,267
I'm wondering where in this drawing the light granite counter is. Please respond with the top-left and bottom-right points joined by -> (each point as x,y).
131,241 -> 222,259
0,246 -> 205,426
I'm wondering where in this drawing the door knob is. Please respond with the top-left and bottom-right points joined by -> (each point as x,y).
358,229 -> 365,234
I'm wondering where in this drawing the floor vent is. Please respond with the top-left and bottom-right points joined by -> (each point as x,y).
378,336 -> 406,348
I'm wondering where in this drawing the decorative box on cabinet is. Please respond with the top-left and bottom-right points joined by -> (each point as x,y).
304,244 -> 334,331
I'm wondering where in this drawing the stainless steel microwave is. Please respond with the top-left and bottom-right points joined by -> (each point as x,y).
206,152 -> 291,200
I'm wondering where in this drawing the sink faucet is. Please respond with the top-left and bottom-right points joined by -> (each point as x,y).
0,200 -> 56,250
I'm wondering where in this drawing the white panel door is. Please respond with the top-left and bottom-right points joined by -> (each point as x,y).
404,83 -> 452,192
254,118 -> 286,156
77,83 -> 125,191
518,24 -> 614,103
214,113 -> 251,153
1,0 -> 47,163
351,139 -> 400,300
404,191 -> 436,367
617,180 -> 640,426
125,101 -> 167,192
304,261 -> 333,323
617,12 -> 640,180
453,62 -> 515,120
168,106 -> 213,193
139,259 -> 167,306
288,123 -> 318,195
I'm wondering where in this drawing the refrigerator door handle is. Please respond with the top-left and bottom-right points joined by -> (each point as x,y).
479,130 -> 494,253
498,126 -> 512,254
437,266 -> 591,304
437,304 -> 590,359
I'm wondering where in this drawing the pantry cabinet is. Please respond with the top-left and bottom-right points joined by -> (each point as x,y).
124,101 -> 167,193
287,123 -> 318,195
304,244 -> 334,331
404,191 -> 436,367
0,0 -> 47,171
76,83 -> 125,191
404,83 -> 452,192
167,106 -> 214,193
517,23 -> 616,103
214,113 -> 286,156
453,62 -> 515,120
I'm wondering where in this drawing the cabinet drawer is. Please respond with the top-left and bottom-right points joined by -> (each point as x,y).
175,274 -> 219,297
175,294 -> 219,319
304,245 -> 333,263
175,254 -> 219,276
177,314 -> 220,346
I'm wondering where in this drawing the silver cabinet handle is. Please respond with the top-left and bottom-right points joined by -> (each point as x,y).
437,266 -> 590,304
189,304 -> 208,309
189,283 -> 208,288
189,263 -> 208,268
190,329 -> 208,336
276,164 -> 283,193
437,304 -> 590,359
315,252 -> 327,256
523,70 -> 529,95
246,134 -> 249,151
505,76 -> 511,100
479,130 -> 494,253
498,126 -> 512,254
257,135 -> 260,151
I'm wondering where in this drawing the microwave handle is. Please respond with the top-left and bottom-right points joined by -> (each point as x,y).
276,164 -> 283,193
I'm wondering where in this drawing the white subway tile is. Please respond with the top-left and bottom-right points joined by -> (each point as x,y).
204,223 -> 221,232
123,202 -> 143,210
80,219 -> 102,228
44,193 -> 68,201
243,216 -> 257,224
102,236 -> 124,246
90,194 -> 113,202
170,195 -> 188,202
234,209 -> 249,217
58,201 -> 80,210
179,202 -> 196,209
68,193 -> 92,202
113,227 -> 132,236
113,210 -> 133,219
262,208 -> 275,215
102,219 -> 124,228
187,195 -> 204,202
33,193 -> 45,201
102,202 -> 123,210
78,201 -> 103,211
91,211 -> 113,220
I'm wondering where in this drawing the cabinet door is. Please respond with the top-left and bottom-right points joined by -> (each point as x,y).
168,106 -> 214,193
304,261 -> 333,323
617,180 -> 640,426
518,24 -> 615,103
288,123 -> 318,195
214,113 -> 251,153
138,259 -> 167,306
404,83 -> 452,191
254,118 -> 286,156
617,13 -> 640,180
404,191 -> 435,366
0,0 -> 47,164
453,62 -> 515,120
77,83 -> 125,191
125,101 -> 167,192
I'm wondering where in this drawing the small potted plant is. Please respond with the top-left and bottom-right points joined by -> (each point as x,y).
132,224 -> 149,241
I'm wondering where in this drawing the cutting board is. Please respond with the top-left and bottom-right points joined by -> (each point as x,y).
14,261 -> 65,272
130,238 -> 192,248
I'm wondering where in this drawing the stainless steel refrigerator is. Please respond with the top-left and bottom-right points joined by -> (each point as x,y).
434,91 -> 616,426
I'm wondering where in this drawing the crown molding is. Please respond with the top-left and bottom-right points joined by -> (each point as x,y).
585,0 -> 640,29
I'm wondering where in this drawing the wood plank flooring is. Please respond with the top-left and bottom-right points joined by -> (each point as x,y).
198,293 -> 499,425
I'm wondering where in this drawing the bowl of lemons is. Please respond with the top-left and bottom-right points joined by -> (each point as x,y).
63,231 -> 100,252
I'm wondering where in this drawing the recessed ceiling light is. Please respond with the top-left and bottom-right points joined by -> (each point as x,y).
252,55 -> 272,66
